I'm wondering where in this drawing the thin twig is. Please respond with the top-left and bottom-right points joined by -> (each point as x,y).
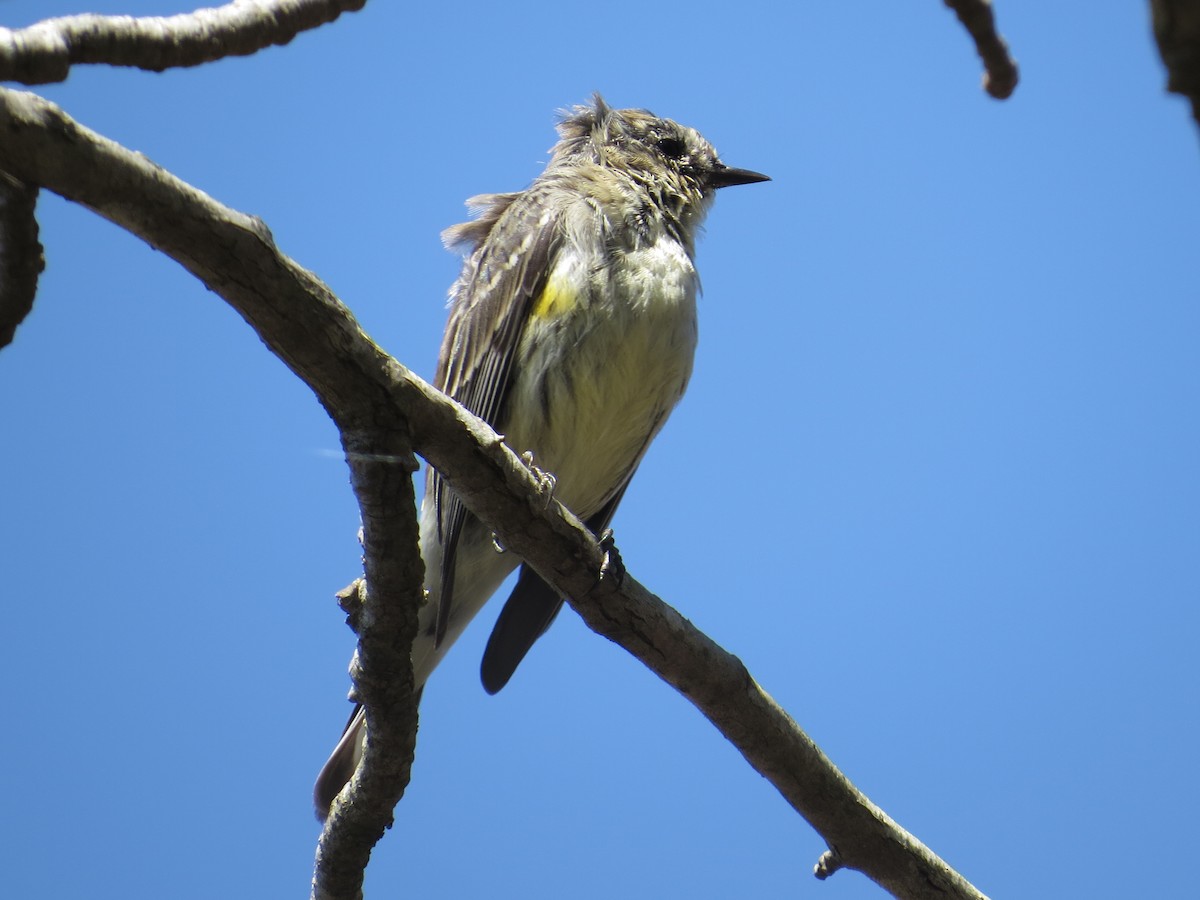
943,0 -> 1019,99
1150,0 -> 1200,127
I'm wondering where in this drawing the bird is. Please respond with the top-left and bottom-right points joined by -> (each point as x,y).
314,94 -> 768,819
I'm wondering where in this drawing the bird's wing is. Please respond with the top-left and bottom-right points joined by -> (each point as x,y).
431,189 -> 563,645
479,475 -> 634,694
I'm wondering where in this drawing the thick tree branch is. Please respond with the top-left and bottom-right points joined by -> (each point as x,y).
0,86 -> 389,425
0,0 -> 365,86
0,86 -> 989,899
1151,0 -> 1200,127
943,0 -> 1018,99
0,85 -> 418,900
0,171 -> 42,347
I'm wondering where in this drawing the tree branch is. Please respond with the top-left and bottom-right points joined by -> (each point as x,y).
0,86 -> 989,899
0,85 -> 420,900
0,171 -> 42,347
0,0 -> 366,86
313,436 -> 424,900
943,0 -> 1019,99
1150,0 -> 1200,128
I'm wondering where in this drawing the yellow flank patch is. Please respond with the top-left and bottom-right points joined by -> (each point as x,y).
531,276 -> 577,320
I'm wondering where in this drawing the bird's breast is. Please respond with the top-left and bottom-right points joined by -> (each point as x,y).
503,237 -> 699,519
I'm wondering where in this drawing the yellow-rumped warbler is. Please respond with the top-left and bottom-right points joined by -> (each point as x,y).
314,94 -> 767,818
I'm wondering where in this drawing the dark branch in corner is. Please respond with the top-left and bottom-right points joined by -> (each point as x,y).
0,0 -> 366,85
0,86 -> 991,900
0,171 -> 42,348
943,0 -> 1019,99
1151,0 -> 1200,127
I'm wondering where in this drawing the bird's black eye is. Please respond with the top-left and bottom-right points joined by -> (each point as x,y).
656,137 -> 688,160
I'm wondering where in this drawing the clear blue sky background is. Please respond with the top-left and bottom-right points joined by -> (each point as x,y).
3,2 -> 1197,898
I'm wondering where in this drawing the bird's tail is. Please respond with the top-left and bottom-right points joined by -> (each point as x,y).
313,705 -> 366,821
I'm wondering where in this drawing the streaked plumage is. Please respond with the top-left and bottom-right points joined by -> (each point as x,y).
314,95 -> 767,818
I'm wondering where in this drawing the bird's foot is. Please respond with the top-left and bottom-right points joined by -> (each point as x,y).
520,450 -> 558,508
596,528 -> 626,589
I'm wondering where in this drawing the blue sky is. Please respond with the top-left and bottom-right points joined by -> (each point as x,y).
2,2 -> 1197,898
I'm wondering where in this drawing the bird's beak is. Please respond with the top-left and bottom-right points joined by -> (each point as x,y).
708,165 -> 771,189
